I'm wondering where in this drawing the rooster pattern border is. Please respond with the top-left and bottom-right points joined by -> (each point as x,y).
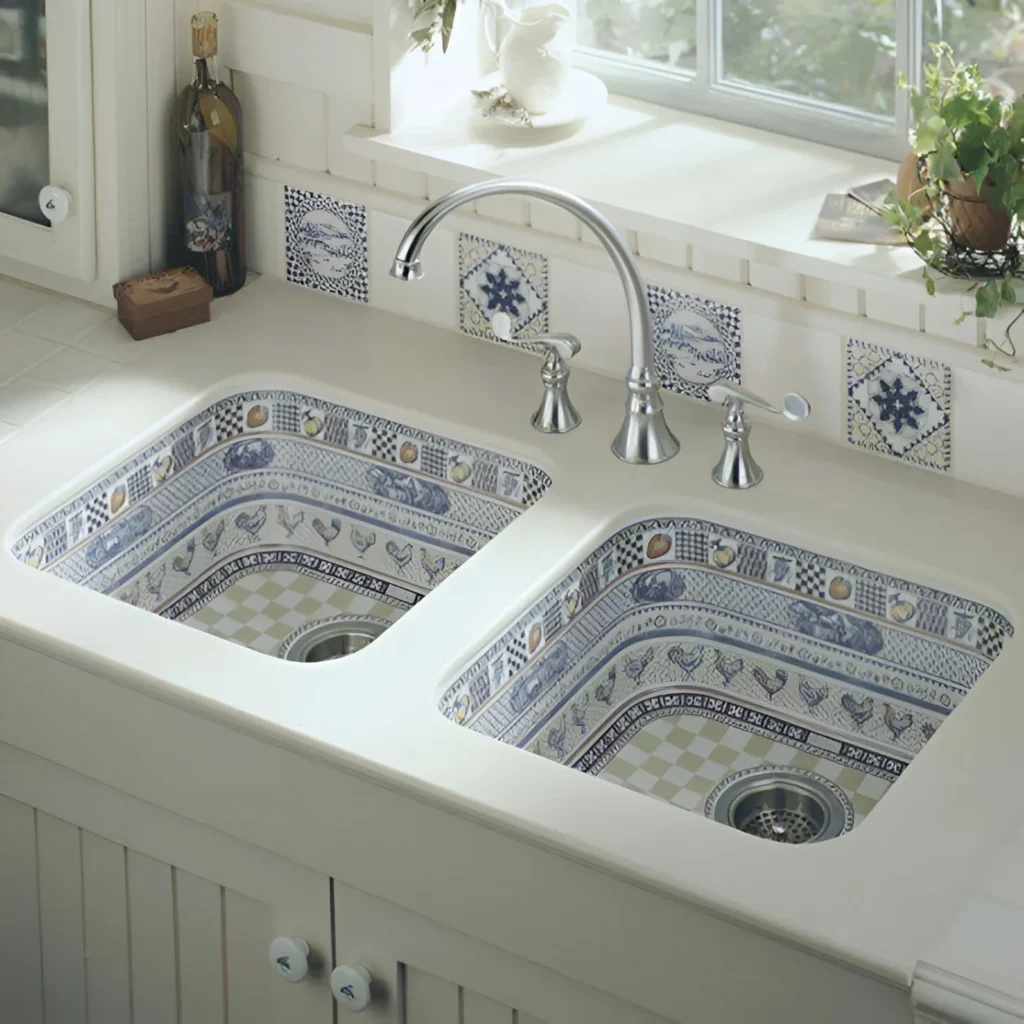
440,517 -> 1012,811
14,389 -> 552,576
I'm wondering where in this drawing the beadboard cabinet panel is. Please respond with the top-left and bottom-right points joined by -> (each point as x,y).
0,795 -> 44,1024
176,869 -> 228,1023
126,851 -> 179,1024
225,889 -> 275,1024
462,989 -> 516,1024
82,832 -> 133,1024
0,769 -> 335,1024
36,813 -> 88,1024
332,875 -> 666,1024
406,966 -> 463,1024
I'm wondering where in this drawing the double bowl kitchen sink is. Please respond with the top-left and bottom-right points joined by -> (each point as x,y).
10,381 -> 1013,844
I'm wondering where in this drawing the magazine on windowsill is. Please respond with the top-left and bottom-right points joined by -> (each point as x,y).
811,178 -> 906,245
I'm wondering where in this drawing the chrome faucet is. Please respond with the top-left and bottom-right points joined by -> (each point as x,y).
707,381 -> 811,489
391,180 -> 680,465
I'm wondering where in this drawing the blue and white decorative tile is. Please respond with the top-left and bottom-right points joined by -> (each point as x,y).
646,285 -> 741,400
459,233 -> 548,340
846,339 -> 951,472
284,187 -> 368,303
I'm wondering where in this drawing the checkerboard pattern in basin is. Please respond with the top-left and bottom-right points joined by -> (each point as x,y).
184,570 -> 404,655
596,713 -> 891,822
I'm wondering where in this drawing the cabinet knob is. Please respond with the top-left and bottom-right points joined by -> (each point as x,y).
38,186 -> 72,226
268,936 -> 310,982
330,964 -> 373,1012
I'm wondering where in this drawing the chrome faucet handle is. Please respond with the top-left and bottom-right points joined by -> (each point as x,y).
706,380 -> 810,489
490,312 -> 582,434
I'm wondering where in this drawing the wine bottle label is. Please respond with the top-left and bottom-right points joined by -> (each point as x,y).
185,192 -> 232,252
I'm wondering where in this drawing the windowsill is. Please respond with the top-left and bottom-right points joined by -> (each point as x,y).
344,89 -> 928,295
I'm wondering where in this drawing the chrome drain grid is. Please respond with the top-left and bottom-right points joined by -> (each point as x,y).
704,766 -> 855,844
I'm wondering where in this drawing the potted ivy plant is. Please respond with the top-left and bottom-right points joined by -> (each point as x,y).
882,42 -> 1024,356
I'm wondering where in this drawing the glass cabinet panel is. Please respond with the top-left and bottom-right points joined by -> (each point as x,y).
0,0 -> 48,226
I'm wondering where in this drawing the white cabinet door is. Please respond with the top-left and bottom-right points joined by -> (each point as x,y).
0,0 -> 95,279
0,760 -> 337,1024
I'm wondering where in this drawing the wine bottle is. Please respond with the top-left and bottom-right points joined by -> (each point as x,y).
174,11 -> 246,297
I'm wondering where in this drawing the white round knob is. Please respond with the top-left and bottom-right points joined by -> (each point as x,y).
38,186 -> 71,225
330,964 -> 372,1011
268,936 -> 310,982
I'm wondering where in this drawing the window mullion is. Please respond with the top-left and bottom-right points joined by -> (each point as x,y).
896,0 -> 923,147
696,0 -> 714,91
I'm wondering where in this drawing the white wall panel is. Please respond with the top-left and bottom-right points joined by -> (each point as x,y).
219,2 -> 372,103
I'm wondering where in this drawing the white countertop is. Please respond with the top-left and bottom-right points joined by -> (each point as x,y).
1,275 -> 1021,993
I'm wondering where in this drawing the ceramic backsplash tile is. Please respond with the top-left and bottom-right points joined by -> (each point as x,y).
647,284 -> 741,399
234,173 -> 1024,499
458,232 -> 548,340
284,186 -> 368,303
846,338 -> 952,472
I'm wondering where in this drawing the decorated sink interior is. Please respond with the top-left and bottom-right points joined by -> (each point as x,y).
12,390 -> 551,660
442,518 -> 1013,842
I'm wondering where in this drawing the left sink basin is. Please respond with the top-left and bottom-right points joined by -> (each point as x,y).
11,387 -> 552,660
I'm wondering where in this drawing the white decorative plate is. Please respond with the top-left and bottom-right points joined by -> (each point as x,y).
472,69 -> 608,130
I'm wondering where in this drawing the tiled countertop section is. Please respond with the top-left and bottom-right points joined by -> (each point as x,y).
0,278 -> 147,436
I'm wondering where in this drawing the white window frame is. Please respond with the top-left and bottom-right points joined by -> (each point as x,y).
574,0 -> 924,160
0,0 -> 96,281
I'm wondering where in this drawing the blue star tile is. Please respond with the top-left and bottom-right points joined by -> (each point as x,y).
846,339 -> 951,472
646,285 -> 741,399
459,233 -> 548,339
284,187 -> 368,303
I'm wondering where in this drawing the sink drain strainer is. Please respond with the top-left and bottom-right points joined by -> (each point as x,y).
279,615 -> 392,663
705,766 -> 855,844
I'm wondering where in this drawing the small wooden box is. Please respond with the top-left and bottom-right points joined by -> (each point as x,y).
113,266 -> 213,341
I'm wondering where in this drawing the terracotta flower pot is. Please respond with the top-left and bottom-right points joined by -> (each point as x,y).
944,176 -> 1012,251
895,151 -> 931,215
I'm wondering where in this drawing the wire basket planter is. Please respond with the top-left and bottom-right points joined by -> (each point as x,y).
889,158 -> 1020,359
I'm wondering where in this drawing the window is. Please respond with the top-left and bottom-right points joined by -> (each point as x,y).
574,0 -> 1024,157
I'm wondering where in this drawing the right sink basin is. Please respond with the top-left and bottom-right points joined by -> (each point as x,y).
440,516 -> 1013,844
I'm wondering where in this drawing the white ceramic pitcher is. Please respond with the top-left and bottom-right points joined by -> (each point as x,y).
483,0 -> 575,115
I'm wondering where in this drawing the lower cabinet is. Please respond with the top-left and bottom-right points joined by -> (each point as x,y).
0,791 -> 334,1024
0,746 -> 660,1024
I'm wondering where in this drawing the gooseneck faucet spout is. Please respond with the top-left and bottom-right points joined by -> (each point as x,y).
391,179 -> 680,465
